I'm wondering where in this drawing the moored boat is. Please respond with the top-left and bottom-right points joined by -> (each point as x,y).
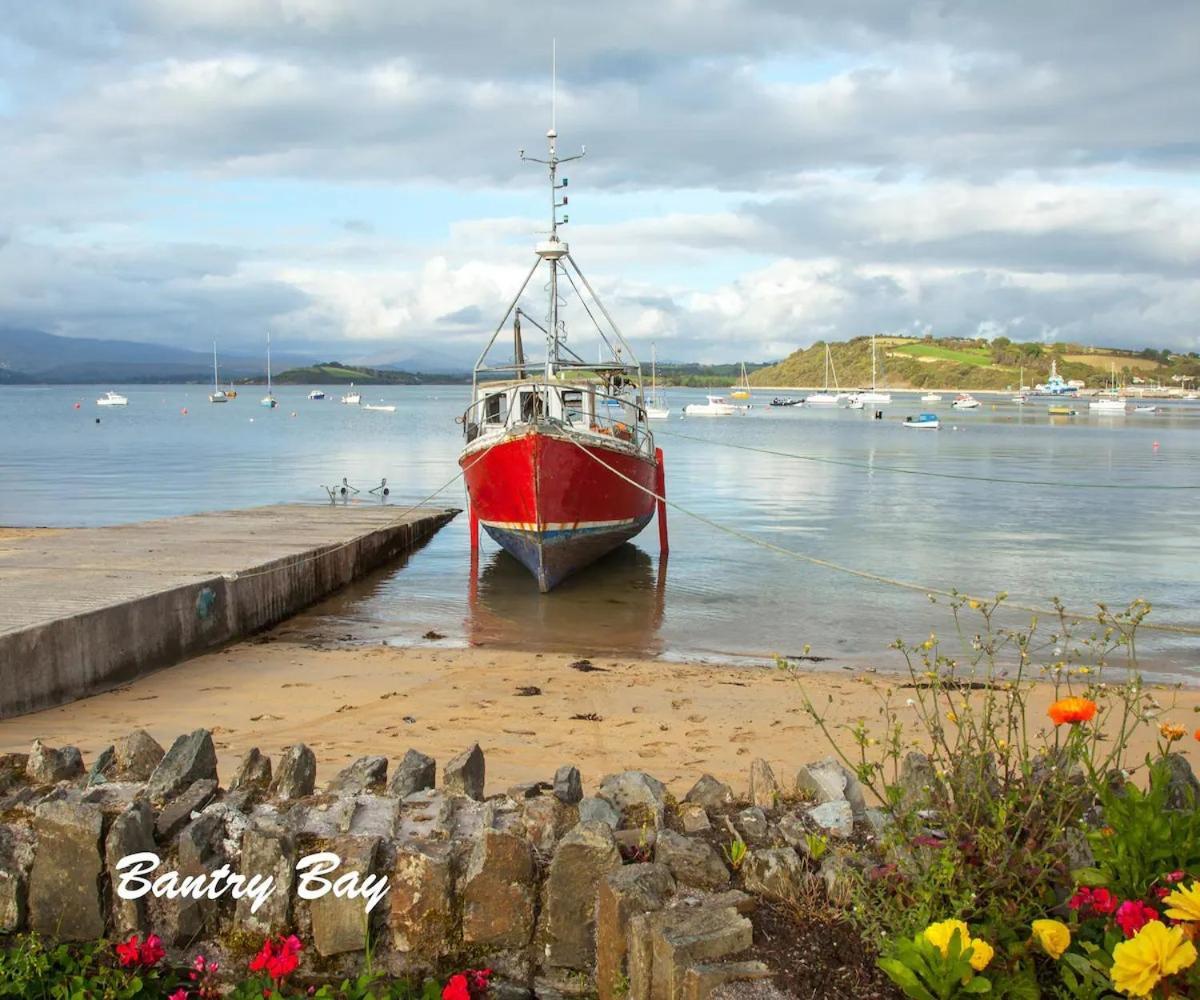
458,109 -> 665,593
308,390 -> 326,400
363,403 -> 396,412
646,345 -> 670,419
683,395 -> 740,416
96,391 -> 128,407
951,393 -> 980,409
341,383 -> 362,405
903,412 -> 939,429
770,397 -> 802,407
209,342 -> 229,403
920,392 -> 942,403
260,332 -> 278,408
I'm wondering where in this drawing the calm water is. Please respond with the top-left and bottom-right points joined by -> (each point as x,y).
2,384 -> 1199,677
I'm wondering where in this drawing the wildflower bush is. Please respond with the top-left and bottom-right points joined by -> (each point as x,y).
796,594 -> 1200,998
0,931 -> 487,1000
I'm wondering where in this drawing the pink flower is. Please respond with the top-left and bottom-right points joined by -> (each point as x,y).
140,934 -> 165,967
194,955 -> 207,972
443,975 -> 470,1000
170,990 -> 189,1000
1115,899 -> 1159,938
1167,870 -> 1186,883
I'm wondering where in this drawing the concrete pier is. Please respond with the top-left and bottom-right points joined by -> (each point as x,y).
0,504 -> 457,718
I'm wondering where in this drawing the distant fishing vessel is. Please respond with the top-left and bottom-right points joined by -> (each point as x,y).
341,384 -> 362,405
730,362 -> 751,400
805,345 -> 841,406
363,403 -> 396,412
951,393 -> 981,410
921,392 -> 943,403
260,333 -> 278,408
1034,360 -> 1078,395
209,342 -> 229,403
770,397 -> 801,407
646,344 -> 670,419
96,391 -> 127,407
903,413 -> 939,429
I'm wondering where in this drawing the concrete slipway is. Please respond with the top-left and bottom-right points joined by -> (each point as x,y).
0,504 -> 457,719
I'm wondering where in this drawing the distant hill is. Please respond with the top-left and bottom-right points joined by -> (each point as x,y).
653,361 -> 773,388
272,362 -> 470,385
750,336 -> 1200,390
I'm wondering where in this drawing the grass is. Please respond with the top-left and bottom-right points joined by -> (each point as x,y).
1062,354 -> 1164,372
890,343 -> 994,367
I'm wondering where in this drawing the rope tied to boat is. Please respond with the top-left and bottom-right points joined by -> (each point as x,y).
566,438 -> 1200,638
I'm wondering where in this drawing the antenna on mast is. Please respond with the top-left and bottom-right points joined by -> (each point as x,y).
551,38 -> 556,133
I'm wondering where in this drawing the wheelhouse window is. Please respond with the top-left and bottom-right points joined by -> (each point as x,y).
561,389 -> 586,426
519,389 -> 544,422
484,392 -> 508,425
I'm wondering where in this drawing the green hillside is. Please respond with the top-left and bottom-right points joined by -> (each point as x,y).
749,336 -> 1200,391
270,363 -> 469,385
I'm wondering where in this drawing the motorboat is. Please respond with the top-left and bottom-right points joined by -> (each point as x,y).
341,383 -> 362,405
260,332 -> 278,408
1134,405 -> 1160,414
804,393 -> 838,406
458,107 -> 665,593
96,391 -> 128,407
903,413 -> 939,429
646,344 -> 670,419
951,393 -> 981,410
1048,404 -> 1077,416
683,395 -> 740,416
308,390 -> 326,400
209,342 -> 229,403
363,403 -> 396,412
770,397 -> 802,407
920,393 -> 942,403
846,396 -> 865,410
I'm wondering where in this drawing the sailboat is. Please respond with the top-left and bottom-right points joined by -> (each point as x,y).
209,342 -> 229,403
646,344 -> 670,419
1089,363 -> 1127,413
852,334 -> 891,405
730,362 -> 751,400
1011,366 -> 1028,404
260,333 -> 278,408
805,344 -> 841,406
459,80 -> 664,593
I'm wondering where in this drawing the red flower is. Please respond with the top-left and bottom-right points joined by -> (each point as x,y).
1091,887 -> 1118,915
116,934 -> 141,968
250,935 -> 304,982
1167,871 -> 1186,884
443,974 -> 471,1000
169,990 -> 189,1000
140,934 -> 165,967
1115,899 -> 1159,938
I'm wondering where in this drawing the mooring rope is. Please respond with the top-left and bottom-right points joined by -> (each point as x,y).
567,438 -> 1200,638
656,427 -> 1200,491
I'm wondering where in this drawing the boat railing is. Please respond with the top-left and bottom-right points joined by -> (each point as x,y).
461,384 -> 653,457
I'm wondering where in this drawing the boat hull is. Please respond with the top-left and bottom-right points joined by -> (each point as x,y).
462,429 -> 657,592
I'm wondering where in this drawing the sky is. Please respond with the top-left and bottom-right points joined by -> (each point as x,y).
1,1 -> 1198,367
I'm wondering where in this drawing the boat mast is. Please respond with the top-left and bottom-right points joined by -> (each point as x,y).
212,341 -> 219,393
267,332 -> 272,396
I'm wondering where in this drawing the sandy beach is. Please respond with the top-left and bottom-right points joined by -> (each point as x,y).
2,633 -> 1195,797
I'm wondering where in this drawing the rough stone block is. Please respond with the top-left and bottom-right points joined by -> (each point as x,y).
579,796 -> 621,828
806,799 -> 853,838
112,730 -> 166,782
541,821 -> 623,969
651,907 -> 754,1000
26,740 -> 84,784
146,729 -> 217,801
444,744 -> 485,800
598,771 -> 668,829
29,800 -> 104,941
387,749 -> 436,798
462,829 -> 536,948
597,864 -> 675,1000
105,800 -> 155,934
740,847 -> 805,901
795,756 -> 867,818
309,836 -> 381,956
682,961 -> 771,1000
270,744 -> 316,801
684,775 -> 734,811
654,830 -> 729,891
554,765 -> 584,804
230,747 -> 272,791
0,824 -> 33,934
679,803 -> 711,834
328,756 -> 388,795
390,844 -> 456,956
747,759 -> 779,811
237,825 -> 296,934
155,779 -> 218,840
734,807 -> 768,843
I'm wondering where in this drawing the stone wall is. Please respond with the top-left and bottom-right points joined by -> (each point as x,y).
0,733 -> 879,999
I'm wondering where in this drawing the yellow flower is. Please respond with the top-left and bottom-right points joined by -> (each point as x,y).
1160,722 -> 1187,743
967,599 -> 981,610
996,738 -> 1009,752
1031,919 -> 1071,960
1111,921 -> 1197,998
1164,882 -> 1200,922
924,920 -> 971,958
946,711 -> 959,725
967,938 -> 994,971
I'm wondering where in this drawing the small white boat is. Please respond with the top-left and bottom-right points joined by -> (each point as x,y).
804,392 -> 839,407
646,345 -> 670,419
920,393 -> 942,403
846,396 -> 865,410
96,391 -> 128,407
209,342 -> 228,403
683,394 -> 739,416
341,382 -> 362,405
1090,397 -> 1127,413
951,393 -> 980,410
308,390 -> 326,400
260,331 -> 278,408
1134,405 -> 1159,414
807,345 -> 841,406
363,403 -> 396,412
1011,393 -> 1028,404
857,390 -> 891,404
903,413 -> 939,430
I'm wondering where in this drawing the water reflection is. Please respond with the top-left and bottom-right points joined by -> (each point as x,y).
467,544 -> 667,655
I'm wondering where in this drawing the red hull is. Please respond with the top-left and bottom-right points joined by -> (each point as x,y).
461,429 -> 657,591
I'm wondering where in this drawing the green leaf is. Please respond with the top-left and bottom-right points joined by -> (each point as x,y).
960,976 -> 992,994
877,959 -> 937,1000
1072,867 -> 1109,887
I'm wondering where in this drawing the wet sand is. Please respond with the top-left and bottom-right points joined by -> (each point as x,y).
1,637 -> 1195,797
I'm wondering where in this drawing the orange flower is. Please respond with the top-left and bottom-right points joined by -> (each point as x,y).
1161,723 -> 1187,743
1048,697 -> 1097,726
1194,728 -> 1200,742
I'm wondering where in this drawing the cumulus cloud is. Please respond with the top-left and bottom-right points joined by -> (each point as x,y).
0,0 -> 1197,361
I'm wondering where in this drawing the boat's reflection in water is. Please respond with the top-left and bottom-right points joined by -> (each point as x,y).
467,544 -> 667,657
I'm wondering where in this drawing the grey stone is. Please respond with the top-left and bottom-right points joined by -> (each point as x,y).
462,829 -> 537,947
391,845 -> 456,956
683,961 -> 771,1000
508,781 -> 549,800
806,799 -> 853,838
639,906 -> 754,1000
541,821 -> 623,969
775,812 -> 809,851
328,756 -> 388,794
112,730 -> 165,782
898,751 -> 944,812
237,825 -> 296,933
146,729 -> 217,801
444,744 -> 486,800
795,756 -> 867,818
0,754 -> 29,794
678,803 -> 711,834
309,836 -> 381,956
654,830 -> 730,891
1162,753 -> 1200,810
598,771 -> 668,829
344,795 -> 401,839
741,847 -> 805,900
230,747 -> 272,791
0,824 -> 33,934
522,795 -> 577,853
387,749 -> 436,798
820,854 -> 853,905
597,864 -> 676,1000
735,807 -> 769,843
104,800 -> 155,934
270,744 -> 317,800
87,746 -> 115,786
155,779 -> 218,840
554,765 -> 584,804
684,775 -> 734,811
177,811 -> 226,869
864,808 -> 892,836
747,759 -> 779,811
29,800 -> 104,940
579,796 -> 622,828
26,740 -> 84,784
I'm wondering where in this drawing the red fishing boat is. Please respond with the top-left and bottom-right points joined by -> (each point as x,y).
459,115 -> 667,592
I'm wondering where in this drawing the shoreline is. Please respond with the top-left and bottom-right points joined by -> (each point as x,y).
2,637 -> 1195,797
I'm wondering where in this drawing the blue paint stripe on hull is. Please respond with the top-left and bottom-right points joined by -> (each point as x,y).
483,515 -> 654,591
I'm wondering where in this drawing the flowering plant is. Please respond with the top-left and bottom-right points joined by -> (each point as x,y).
878,920 -> 994,998
115,934 -> 166,969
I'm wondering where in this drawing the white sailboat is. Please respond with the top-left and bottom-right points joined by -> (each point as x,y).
260,333 -> 278,408
209,342 -> 228,403
646,344 -> 670,419
1090,363 -> 1127,413
1011,366 -> 1028,404
805,344 -> 841,406
852,334 -> 891,405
